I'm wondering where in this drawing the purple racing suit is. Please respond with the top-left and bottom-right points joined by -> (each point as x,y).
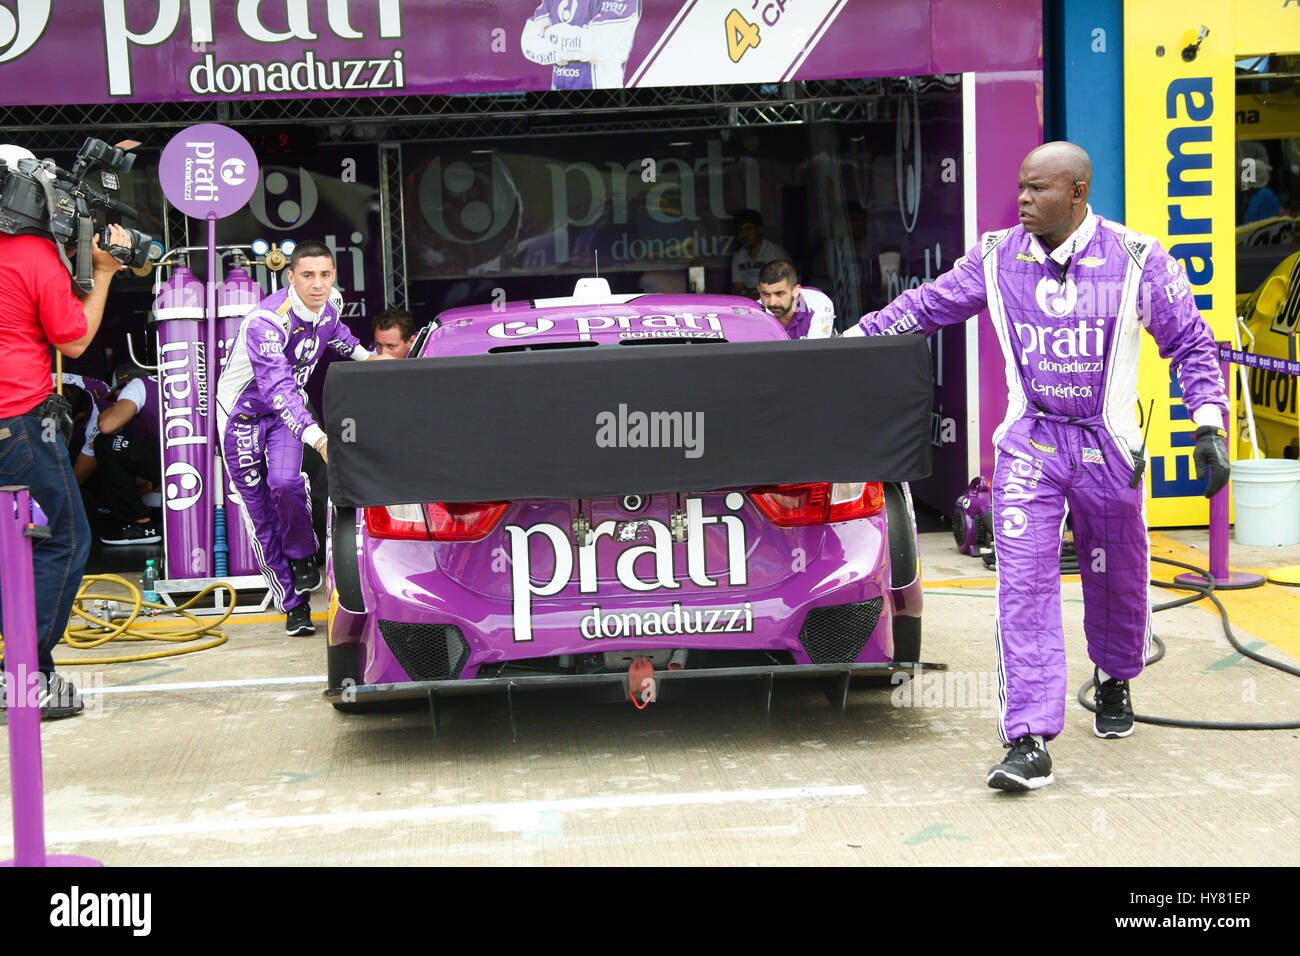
848,211 -> 1228,741
215,286 -> 369,611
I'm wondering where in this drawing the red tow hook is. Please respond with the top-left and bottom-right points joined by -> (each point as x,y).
628,657 -> 656,709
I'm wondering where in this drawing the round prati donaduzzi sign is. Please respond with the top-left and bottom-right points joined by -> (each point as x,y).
159,124 -> 259,219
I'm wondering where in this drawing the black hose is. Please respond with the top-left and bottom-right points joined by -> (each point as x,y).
1074,554 -> 1300,730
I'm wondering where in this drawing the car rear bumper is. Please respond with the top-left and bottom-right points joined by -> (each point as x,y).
343,588 -> 908,685
325,659 -> 948,704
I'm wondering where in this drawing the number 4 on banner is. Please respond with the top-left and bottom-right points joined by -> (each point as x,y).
726,9 -> 761,63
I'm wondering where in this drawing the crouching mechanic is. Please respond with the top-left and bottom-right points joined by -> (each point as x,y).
90,366 -> 163,545
844,141 -> 1231,790
756,260 -> 835,339
216,241 -> 384,636
371,306 -> 418,359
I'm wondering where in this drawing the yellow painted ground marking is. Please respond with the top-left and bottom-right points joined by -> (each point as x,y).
1148,532 -> 1300,660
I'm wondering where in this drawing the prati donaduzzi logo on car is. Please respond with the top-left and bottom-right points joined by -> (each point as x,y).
506,496 -> 750,643
487,313 -> 724,340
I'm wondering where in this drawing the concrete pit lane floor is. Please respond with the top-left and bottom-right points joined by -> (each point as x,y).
1,530 -> 1297,867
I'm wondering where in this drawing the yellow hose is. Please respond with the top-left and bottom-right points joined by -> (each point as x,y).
0,573 -> 236,666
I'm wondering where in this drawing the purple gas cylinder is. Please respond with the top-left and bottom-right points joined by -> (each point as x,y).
216,264 -> 264,577
154,264 -> 213,580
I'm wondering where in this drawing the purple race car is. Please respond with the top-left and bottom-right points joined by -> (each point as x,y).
324,284 -> 927,720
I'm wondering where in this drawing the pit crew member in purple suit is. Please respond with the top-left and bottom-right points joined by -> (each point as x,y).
756,260 -> 836,340
216,241 -> 383,637
521,0 -> 642,90
844,142 -> 1231,791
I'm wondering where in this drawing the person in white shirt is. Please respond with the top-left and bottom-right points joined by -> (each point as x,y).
731,209 -> 791,299
91,368 -> 162,545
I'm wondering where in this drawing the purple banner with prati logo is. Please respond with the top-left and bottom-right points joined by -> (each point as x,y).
0,2 -> 1038,105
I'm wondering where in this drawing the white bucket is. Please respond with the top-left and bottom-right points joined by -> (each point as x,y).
1232,459 -> 1300,547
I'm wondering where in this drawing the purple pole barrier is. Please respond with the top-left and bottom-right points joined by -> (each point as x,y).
0,487 -> 99,867
1175,343 -> 1265,591
216,263 -> 265,576
157,125 -> 259,582
207,214 -> 220,577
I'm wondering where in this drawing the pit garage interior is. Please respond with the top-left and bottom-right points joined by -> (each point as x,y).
3,75 -> 983,525
0,7 -> 1298,876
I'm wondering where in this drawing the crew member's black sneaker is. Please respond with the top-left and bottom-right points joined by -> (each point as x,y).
102,521 -> 162,546
987,735 -> 1054,791
0,672 -> 85,722
285,604 -> 315,637
289,557 -> 322,594
38,672 -> 84,721
1094,669 -> 1135,738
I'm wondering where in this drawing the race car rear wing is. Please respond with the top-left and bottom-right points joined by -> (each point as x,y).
324,336 -> 933,507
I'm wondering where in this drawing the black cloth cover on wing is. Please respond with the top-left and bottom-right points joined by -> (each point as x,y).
325,336 -> 933,506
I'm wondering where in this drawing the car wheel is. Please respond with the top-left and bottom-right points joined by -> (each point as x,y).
891,615 -> 922,665
327,641 -> 366,713
884,482 -> 922,664
331,505 -> 366,613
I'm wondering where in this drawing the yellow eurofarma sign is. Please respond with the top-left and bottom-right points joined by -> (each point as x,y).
1125,0 -> 1300,526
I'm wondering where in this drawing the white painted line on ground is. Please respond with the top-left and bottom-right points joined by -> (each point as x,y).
20,785 -> 867,846
83,676 -> 326,696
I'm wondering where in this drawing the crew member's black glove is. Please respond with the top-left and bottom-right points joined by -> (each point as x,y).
1193,425 -> 1230,499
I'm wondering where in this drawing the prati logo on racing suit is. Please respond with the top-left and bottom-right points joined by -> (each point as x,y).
294,337 -> 319,364
1003,452 -> 1043,504
232,419 -> 262,489
1000,505 -> 1029,538
1034,275 -> 1078,317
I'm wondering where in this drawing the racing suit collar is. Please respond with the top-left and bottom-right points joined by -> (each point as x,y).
287,284 -> 327,322
1027,205 -> 1097,265
784,293 -> 812,338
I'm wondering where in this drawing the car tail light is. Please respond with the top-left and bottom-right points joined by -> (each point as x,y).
365,502 -> 509,541
425,501 -> 510,541
748,481 -> 885,526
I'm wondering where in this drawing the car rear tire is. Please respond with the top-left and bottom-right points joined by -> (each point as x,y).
884,482 -> 922,664
327,641 -> 366,713
891,615 -> 922,665
331,505 -> 366,613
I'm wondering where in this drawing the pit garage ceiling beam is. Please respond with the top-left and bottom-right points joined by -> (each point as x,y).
1,77 -> 959,155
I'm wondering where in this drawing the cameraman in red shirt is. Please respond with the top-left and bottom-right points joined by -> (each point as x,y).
0,143 -> 132,722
